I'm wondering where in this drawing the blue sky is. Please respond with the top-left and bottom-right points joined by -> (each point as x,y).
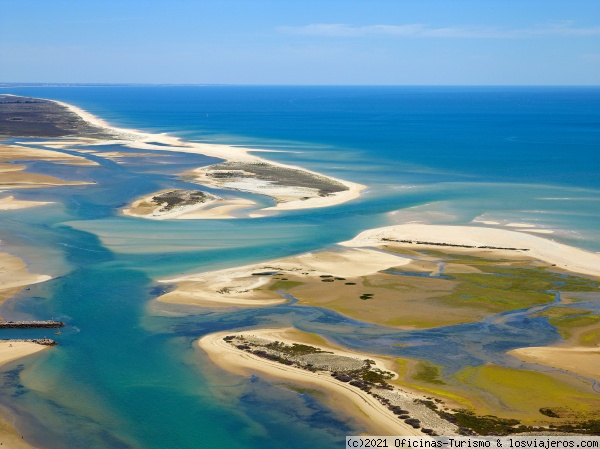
1,0 -> 599,84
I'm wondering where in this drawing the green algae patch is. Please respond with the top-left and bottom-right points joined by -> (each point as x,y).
453,364 -> 600,422
413,361 -> 446,385
534,306 -> 600,340
579,327 -> 600,347
268,280 -> 303,291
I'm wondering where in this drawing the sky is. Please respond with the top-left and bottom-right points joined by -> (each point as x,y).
1,0 -> 599,85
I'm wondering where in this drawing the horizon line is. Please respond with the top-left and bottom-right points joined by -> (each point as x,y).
2,83 -> 600,88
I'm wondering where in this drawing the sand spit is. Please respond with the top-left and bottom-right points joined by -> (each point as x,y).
0,195 -> 52,210
0,341 -> 48,367
509,346 -> 600,382
158,247 -> 411,307
0,342 -> 51,449
0,143 -> 95,189
342,224 -> 600,278
198,329 -> 455,436
0,249 -> 51,305
187,161 -> 364,214
122,188 -> 259,220
2,95 -> 365,215
0,144 -> 98,167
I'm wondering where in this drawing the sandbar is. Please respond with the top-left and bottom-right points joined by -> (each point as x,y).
2,94 -> 365,215
0,249 -> 51,304
0,195 -> 52,210
158,247 -> 411,307
0,342 -> 51,448
508,346 -> 600,382
122,189 -> 258,220
198,329 -> 428,436
0,143 -> 95,189
342,224 -> 600,278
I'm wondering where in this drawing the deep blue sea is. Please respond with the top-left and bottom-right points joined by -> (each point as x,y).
0,86 -> 599,448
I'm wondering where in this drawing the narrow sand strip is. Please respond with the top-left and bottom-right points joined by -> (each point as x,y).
46,97 -> 365,213
0,341 -> 49,448
0,195 -> 52,210
0,341 -> 48,367
342,224 -> 600,277
509,346 -> 600,382
0,249 -> 51,304
158,247 -> 411,307
198,330 -> 423,436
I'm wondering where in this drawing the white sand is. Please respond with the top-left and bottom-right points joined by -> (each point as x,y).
0,341 -> 49,448
509,346 -> 600,382
158,247 -> 410,307
33,97 -> 366,213
198,330 -> 423,436
0,195 -> 52,210
0,341 -> 48,367
342,224 -> 600,277
0,250 -> 51,296
122,191 -> 258,220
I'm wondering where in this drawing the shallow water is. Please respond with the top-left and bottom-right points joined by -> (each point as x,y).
0,86 -> 599,447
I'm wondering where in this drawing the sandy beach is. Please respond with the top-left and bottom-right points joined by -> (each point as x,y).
158,247 -> 411,307
0,249 -> 51,304
342,224 -> 600,278
0,341 -> 48,368
0,195 -> 52,210
122,189 -> 259,220
509,346 -> 600,382
198,329 -> 426,436
0,342 -> 50,449
0,143 -> 95,189
3,94 -> 365,215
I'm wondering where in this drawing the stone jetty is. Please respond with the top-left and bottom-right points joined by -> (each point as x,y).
0,320 -> 65,329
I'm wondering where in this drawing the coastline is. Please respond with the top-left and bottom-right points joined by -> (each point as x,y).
342,224 -> 600,278
508,346 -> 600,382
0,248 -> 51,305
20,95 -> 366,214
158,247 -> 411,307
198,329 -> 430,436
0,341 -> 50,449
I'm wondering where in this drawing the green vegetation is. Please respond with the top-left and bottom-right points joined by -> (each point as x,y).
540,407 -> 560,418
152,189 -> 210,212
264,341 -> 327,356
208,161 -> 348,196
446,410 -> 520,435
579,327 -> 600,346
534,307 -> 600,340
413,361 -> 446,385
454,364 -> 600,421
549,420 -> 600,435
268,279 -> 303,291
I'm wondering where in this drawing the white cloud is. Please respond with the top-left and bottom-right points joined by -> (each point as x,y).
278,22 -> 600,39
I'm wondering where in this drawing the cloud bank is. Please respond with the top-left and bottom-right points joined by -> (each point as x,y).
278,22 -> 600,39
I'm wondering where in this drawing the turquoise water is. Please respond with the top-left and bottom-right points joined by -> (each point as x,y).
0,86 -> 599,447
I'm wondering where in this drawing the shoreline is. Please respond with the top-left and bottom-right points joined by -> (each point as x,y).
342,224 -> 600,278
508,346 -> 600,382
19,95 -> 366,214
198,329 -> 432,436
0,341 -> 50,449
0,248 -> 51,305
157,222 -> 600,310
158,247 -> 411,307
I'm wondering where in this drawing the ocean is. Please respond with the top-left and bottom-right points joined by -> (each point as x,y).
0,86 -> 599,448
